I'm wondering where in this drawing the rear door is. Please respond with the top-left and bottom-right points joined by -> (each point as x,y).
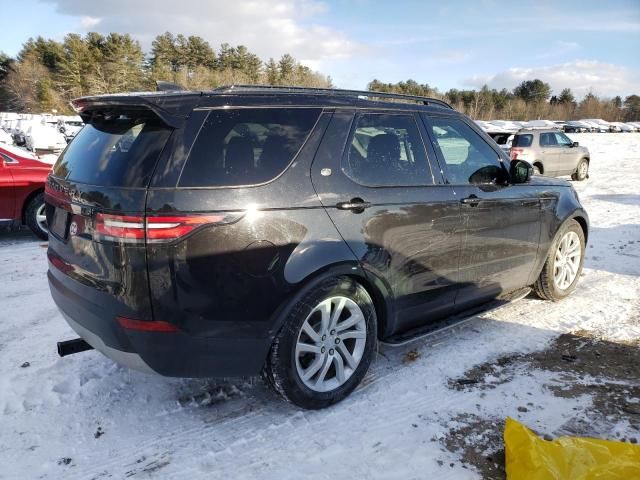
422,114 -> 541,308
312,110 -> 463,336
46,109 -> 173,323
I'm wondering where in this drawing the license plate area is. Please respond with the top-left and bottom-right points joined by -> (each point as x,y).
50,207 -> 70,240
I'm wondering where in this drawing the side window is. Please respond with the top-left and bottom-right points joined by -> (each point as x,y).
540,133 -> 557,146
427,116 -> 505,185
1,153 -> 16,164
513,134 -> 533,147
343,113 -> 431,187
554,132 -> 573,146
179,108 -> 321,187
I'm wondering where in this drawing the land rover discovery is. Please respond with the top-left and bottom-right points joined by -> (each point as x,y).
47,86 -> 589,409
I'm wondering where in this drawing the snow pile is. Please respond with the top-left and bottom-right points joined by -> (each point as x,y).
0,133 -> 638,479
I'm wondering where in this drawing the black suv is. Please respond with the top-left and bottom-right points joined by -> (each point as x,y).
46,86 -> 588,409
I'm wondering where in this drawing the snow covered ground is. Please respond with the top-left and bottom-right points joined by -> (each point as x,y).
0,133 -> 638,479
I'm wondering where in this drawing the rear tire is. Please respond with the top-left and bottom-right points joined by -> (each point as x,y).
25,193 -> 48,240
533,164 -> 542,175
264,276 -> 377,409
533,220 -> 585,301
571,159 -> 589,181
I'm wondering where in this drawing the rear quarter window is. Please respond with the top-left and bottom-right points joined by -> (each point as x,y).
178,108 -> 321,188
513,134 -> 533,147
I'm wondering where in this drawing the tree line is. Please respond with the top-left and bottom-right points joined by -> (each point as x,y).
1,32 -> 638,122
368,78 -> 640,122
0,32 -> 333,113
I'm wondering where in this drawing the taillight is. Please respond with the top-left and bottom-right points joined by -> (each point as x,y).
511,148 -> 523,160
146,215 -> 226,241
94,213 -> 236,243
95,214 -> 145,242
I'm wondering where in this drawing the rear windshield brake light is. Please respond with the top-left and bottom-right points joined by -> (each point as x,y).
95,213 -> 235,243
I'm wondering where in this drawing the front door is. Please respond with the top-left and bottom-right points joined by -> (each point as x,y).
539,131 -> 562,174
311,110 -> 463,336
0,154 -> 15,220
422,114 -> 541,309
553,131 -> 578,175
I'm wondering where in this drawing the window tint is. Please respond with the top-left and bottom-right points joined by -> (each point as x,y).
343,113 -> 431,186
179,108 -> 321,187
554,132 -> 573,146
53,111 -> 171,187
512,134 -> 533,147
428,116 -> 505,185
539,132 -> 557,146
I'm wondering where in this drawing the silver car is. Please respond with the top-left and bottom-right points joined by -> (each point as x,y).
510,129 -> 590,181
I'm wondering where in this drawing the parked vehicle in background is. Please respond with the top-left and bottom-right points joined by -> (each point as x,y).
552,121 -> 567,131
57,116 -> 84,142
0,143 -> 51,239
487,120 -> 521,132
581,119 -> 612,132
47,86 -> 589,409
565,121 -> 591,133
525,120 -> 559,129
511,129 -> 590,180
485,128 -> 514,153
610,122 -> 634,133
25,123 -> 67,155
0,128 -> 13,145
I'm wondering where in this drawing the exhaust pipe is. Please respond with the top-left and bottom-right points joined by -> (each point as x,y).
57,338 -> 94,357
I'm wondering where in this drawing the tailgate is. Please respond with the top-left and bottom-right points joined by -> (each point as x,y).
45,108 -> 172,327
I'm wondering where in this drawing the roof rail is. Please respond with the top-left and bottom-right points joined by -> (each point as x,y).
210,84 -> 454,109
518,125 -> 561,130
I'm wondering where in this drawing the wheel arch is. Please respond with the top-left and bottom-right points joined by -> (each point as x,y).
533,161 -> 544,173
269,262 -> 393,343
571,213 -> 589,244
21,187 -> 45,224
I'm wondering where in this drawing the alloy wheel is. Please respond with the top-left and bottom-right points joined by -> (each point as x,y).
295,296 -> 367,393
579,161 -> 588,179
35,203 -> 48,235
554,231 -> 581,290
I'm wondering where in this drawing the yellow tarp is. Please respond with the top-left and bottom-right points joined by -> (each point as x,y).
504,417 -> 640,479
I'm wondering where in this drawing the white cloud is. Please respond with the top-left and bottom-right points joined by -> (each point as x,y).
79,16 -> 101,29
464,60 -> 640,98
42,0 -> 363,62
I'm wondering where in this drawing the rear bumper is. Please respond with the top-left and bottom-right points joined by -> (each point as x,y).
49,270 -> 273,378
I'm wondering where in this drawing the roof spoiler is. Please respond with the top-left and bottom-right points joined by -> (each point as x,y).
69,92 -> 194,129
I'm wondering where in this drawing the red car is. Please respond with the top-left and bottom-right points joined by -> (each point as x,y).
0,143 -> 53,239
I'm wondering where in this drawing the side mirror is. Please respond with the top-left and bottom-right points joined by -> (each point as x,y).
571,141 -> 579,147
510,159 -> 533,184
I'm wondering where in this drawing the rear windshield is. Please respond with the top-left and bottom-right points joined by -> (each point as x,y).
52,111 -> 171,187
178,108 -> 321,187
512,134 -> 533,147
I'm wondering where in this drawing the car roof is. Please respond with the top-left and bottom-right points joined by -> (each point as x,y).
71,85 -> 458,128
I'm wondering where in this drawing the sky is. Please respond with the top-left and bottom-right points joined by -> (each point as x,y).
1,0 -> 639,98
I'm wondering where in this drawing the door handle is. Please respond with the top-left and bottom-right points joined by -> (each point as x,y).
461,194 -> 480,205
336,198 -> 371,212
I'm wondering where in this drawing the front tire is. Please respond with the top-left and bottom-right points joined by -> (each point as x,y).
533,220 -> 585,301
264,276 -> 377,409
25,193 -> 48,240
